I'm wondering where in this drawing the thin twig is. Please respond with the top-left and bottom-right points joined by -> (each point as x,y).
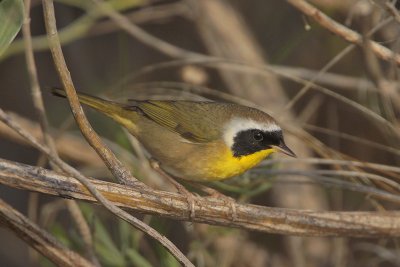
88,1 -> 189,37
286,0 -> 400,65
253,169 -> 400,200
1,0 -> 148,60
283,14 -> 393,111
302,123 -> 400,157
91,0 -> 203,59
383,1 -> 400,24
283,46 -> 355,111
261,157 -> 400,174
0,112 -> 104,167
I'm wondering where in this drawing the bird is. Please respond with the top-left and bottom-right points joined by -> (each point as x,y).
52,88 -> 295,182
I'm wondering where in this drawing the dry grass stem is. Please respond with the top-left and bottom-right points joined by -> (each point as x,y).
66,200 -> 100,266
90,0 -> 203,59
0,112 -> 104,167
22,0 -> 57,157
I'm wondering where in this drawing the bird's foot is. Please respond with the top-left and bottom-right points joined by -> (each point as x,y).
190,184 -> 237,221
149,160 -> 197,220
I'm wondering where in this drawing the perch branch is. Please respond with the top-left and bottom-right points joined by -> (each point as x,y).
1,158 -> 400,238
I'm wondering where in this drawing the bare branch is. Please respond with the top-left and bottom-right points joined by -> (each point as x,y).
0,198 -> 93,267
1,158 -> 400,237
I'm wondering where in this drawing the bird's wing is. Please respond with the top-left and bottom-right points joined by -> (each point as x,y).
131,101 -> 222,143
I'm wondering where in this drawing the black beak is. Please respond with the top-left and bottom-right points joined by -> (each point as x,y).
272,142 -> 296,158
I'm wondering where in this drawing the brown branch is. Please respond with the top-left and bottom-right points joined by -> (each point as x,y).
0,198 -> 93,267
1,158 -> 400,238
286,0 -> 400,66
42,0 -> 140,187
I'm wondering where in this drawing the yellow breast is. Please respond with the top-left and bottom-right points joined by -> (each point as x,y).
205,146 -> 276,181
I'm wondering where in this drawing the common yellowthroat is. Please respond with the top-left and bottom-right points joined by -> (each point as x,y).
52,88 -> 295,182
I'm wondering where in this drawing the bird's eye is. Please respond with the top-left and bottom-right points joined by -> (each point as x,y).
253,131 -> 263,141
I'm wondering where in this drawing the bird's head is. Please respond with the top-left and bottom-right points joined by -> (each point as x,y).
223,116 -> 296,158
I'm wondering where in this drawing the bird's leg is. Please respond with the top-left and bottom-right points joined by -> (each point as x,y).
149,160 -> 197,220
187,183 -> 237,221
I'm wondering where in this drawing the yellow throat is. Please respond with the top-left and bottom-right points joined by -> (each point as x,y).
206,146 -> 276,181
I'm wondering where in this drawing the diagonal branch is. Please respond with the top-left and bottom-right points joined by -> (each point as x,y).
286,0 -> 400,66
0,198 -> 93,267
1,157 -> 400,238
42,0 -> 140,187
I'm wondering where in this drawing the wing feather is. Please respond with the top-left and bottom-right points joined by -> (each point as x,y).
131,101 -> 221,143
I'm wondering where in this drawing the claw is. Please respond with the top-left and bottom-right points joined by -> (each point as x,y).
150,159 -> 197,220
